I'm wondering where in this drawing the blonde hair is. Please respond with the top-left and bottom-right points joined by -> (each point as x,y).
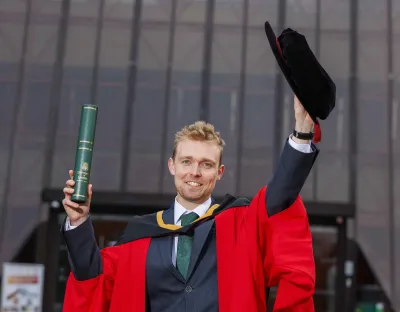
172,121 -> 226,164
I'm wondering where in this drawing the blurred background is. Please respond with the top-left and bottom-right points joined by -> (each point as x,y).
0,0 -> 399,311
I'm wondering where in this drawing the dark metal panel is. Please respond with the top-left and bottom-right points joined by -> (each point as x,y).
386,0 -> 395,298
90,0 -> 105,105
235,0 -> 249,195
199,0 -> 216,121
0,0 -> 32,253
342,1 -> 358,308
41,0 -> 70,189
120,0 -> 143,191
386,0 -> 395,301
311,0 -> 321,200
158,0 -> 177,192
335,217 -> 347,312
344,239 -> 359,311
0,9 -> 397,40
37,0 -> 71,310
89,1 -> 132,192
42,208 -> 62,312
349,0 -> 358,212
272,0 -> 286,168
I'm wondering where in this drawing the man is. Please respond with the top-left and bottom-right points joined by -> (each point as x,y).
61,96 -> 318,312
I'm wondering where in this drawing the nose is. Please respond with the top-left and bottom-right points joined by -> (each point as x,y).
190,163 -> 202,176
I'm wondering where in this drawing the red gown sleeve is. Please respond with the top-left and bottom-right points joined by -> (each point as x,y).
62,245 -> 120,312
255,186 -> 316,311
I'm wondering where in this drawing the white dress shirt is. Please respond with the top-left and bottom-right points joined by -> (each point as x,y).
288,134 -> 312,153
65,135 -> 312,240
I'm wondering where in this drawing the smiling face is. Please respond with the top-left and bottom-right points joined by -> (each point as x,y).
168,139 -> 225,210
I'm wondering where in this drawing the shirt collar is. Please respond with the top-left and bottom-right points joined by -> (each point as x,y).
174,197 -> 212,225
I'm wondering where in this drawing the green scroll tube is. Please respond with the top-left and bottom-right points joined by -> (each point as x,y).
71,104 -> 98,203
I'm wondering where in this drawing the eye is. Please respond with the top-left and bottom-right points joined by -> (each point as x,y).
201,162 -> 213,169
182,160 -> 191,165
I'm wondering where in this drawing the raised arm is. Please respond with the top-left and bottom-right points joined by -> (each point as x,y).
266,96 -> 318,215
61,171 -> 119,312
264,96 -> 317,311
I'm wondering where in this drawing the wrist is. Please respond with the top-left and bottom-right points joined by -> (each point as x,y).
292,121 -> 314,144
291,134 -> 310,145
295,121 -> 313,133
70,215 -> 88,227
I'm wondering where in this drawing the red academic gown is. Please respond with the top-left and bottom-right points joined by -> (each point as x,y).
63,186 -> 315,312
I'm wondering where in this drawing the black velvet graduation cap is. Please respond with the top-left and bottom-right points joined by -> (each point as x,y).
264,21 -> 336,142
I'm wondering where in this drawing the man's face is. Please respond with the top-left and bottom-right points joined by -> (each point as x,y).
168,139 -> 224,208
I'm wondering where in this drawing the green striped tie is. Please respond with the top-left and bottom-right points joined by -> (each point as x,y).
176,212 -> 199,279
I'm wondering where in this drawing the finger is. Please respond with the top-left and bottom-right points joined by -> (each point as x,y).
62,198 -> 72,208
66,179 -> 75,187
64,198 -> 80,209
69,170 -> 74,179
87,184 -> 93,201
64,193 -> 71,201
63,187 -> 74,195
63,187 -> 73,201
63,198 -> 84,215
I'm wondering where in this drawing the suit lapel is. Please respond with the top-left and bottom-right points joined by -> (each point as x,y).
186,198 -> 216,279
187,218 -> 214,280
156,207 -> 185,282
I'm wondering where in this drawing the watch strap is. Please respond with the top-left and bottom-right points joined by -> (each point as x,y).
293,129 -> 314,140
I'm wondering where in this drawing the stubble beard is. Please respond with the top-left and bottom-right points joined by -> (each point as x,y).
177,186 -> 207,205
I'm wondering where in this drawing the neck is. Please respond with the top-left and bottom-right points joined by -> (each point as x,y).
176,194 -> 209,211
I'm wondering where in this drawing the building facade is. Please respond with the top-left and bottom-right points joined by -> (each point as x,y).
0,0 -> 399,309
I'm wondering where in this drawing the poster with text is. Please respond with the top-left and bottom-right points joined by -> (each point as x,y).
1,262 -> 44,312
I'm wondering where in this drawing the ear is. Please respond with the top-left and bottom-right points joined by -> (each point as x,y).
168,157 -> 176,176
216,164 -> 225,180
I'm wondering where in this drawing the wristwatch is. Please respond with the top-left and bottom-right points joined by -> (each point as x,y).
292,129 -> 314,140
